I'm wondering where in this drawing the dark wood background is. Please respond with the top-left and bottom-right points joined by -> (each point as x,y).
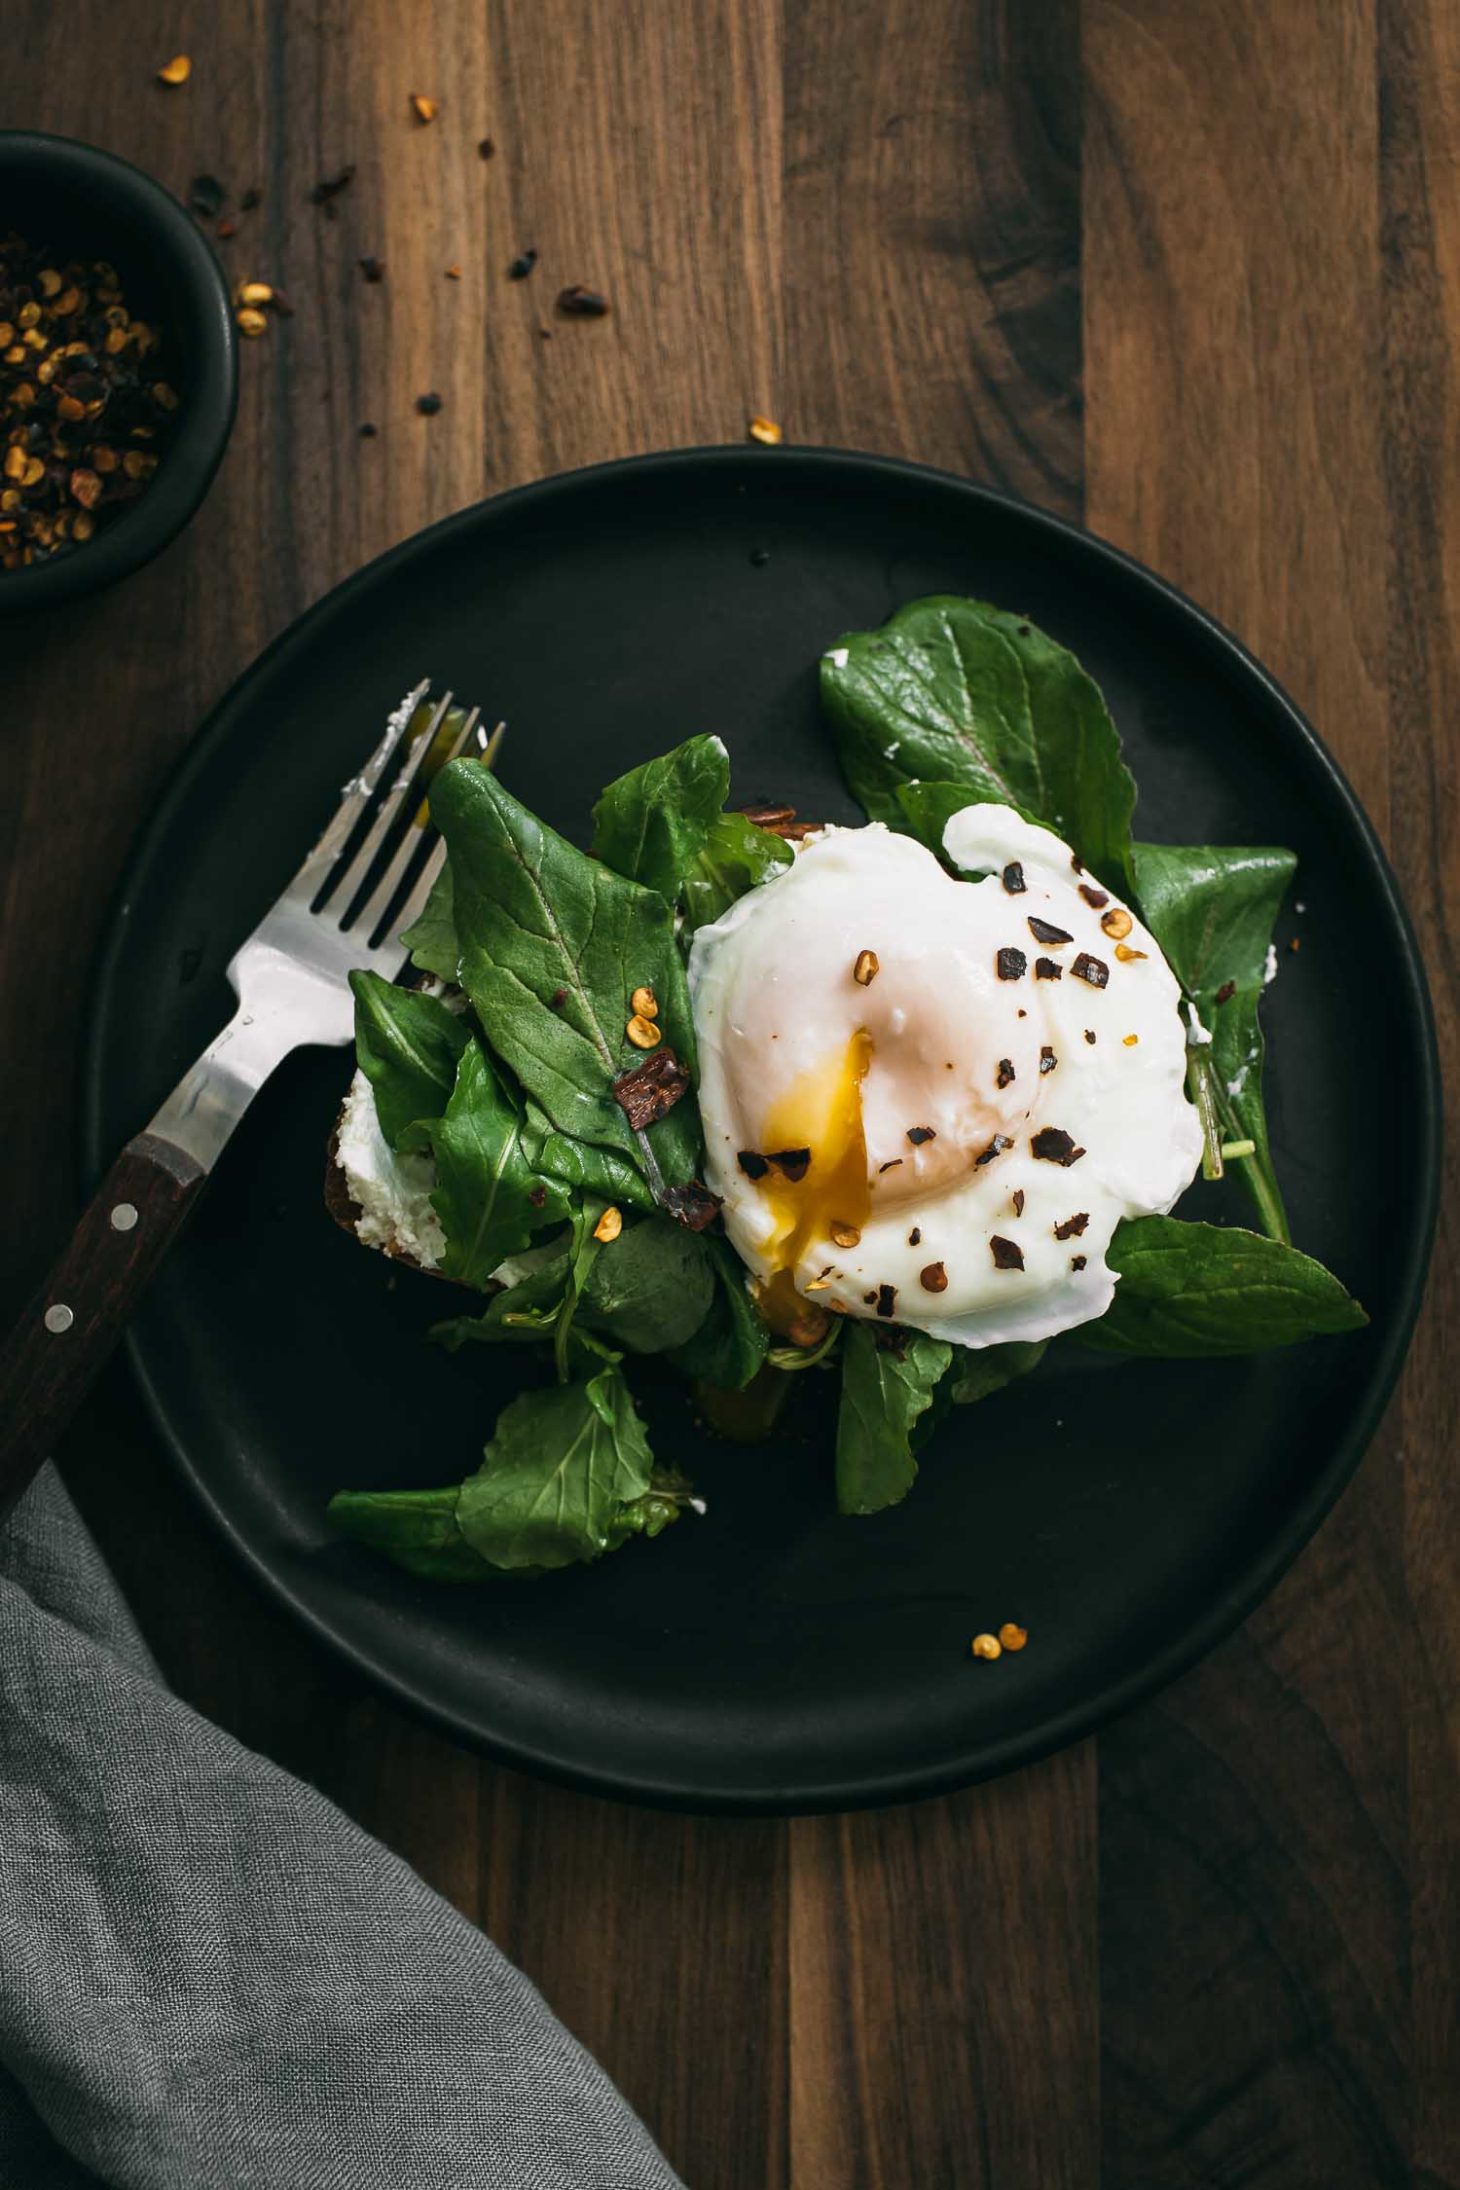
5,3 -> 1456,2183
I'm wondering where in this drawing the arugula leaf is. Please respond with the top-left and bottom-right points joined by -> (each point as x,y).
400,861 -> 461,984
350,972 -> 468,1150
455,1365 -> 670,1571
325,1485 -> 490,1582
425,1041 -> 569,1289
430,1249 -> 574,1349
580,1215 -> 716,1353
524,1101 -> 656,1213
1129,842 -> 1296,1242
835,1325 -> 953,1516
430,757 -> 700,1187
681,813 -> 792,928
591,734 -> 790,927
821,596 -> 1135,885
949,1339 -> 1049,1405
1077,1216 -> 1366,1356
666,1237 -> 770,1390
329,1365 -> 693,1580
591,734 -> 730,897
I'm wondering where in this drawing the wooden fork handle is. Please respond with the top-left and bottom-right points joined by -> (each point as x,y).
0,1133 -> 208,1518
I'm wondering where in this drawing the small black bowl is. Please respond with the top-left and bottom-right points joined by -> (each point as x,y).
0,132 -> 237,611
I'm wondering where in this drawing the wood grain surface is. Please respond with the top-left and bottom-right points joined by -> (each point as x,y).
2,4 -> 1454,2185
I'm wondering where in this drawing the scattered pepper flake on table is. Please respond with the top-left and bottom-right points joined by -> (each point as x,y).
444,264 -> 462,281
415,391 -> 443,415
156,53 -> 191,85
508,249 -> 538,280
358,422 -> 377,438
410,93 -> 439,124
748,415 -> 781,445
188,174 -> 225,219
358,256 -> 386,283
477,137 -> 496,159
557,283 -> 611,317
309,166 -> 355,216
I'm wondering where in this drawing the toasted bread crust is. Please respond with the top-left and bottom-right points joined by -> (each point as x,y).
324,1115 -> 446,1277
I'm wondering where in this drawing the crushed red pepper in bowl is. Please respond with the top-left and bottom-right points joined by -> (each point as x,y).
0,231 -> 181,570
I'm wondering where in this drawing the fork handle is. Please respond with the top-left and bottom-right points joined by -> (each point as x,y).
0,1133 -> 208,1518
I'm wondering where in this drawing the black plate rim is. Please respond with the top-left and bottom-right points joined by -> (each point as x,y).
81,445 -> 1442,1814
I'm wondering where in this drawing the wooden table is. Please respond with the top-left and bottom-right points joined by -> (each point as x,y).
6,4 -> 1455,2183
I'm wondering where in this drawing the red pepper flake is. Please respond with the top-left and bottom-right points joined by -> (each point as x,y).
1215,979 -> 1236,1004
1071,952 -> 1109,987
215,219 -> 237,240
549,987 -> 567,1009
878,1158 -> 904,1174
445,265 -> 462,281
1084,1029 -> 1096,1044
997,947 -> 1027,981
612,1047 -> 692,1129
557,283 -> 611,317
989,1236 -> 1025,1271
478,137 -> 496,159
875,1283 -> 897,1318
1012,1189 -> 1025,1217
737,1149 -> 769,1180
906,1125 -> 937,1146
1034,957 -> 1063,980
1039,1045 -> 1057,1075
974,1134 -> 1012,1166
359,257 -> 386,283
1078,883 -> 1109,910
920,1261 -> 948,1293
1032,1126 -> 1086,1166
410,93 -> 440,123
996,1057 -> 1015,1089
662,1180 -> 722,1231
528,1184 -> 547,1208
1028,915 -> 1072,946
508,249 -> 538,280
309,166 -> 356,214
1053,1212 -> 1089,1240
415,392 -> 443,415
766,1146 -> 811,1182
1071,1254 -> 1087,1271
908,1227 -> 921,1245
1288,936 -> 1301,952
1002,861 -> 1027,895
358,422 -> 378,438
188,174 -> 226,219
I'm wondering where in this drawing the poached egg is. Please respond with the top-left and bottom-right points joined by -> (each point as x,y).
688,803 -> 1203,1348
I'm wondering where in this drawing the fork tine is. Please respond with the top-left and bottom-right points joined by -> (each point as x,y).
285,680 -> 431,905
319,688 -> 456,916
353,706 -> 483,943
373,718 -> 507,962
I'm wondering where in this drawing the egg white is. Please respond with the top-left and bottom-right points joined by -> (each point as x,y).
688,803 -> 1203,1348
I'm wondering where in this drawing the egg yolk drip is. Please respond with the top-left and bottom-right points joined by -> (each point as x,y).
754,1028 -> 873,1333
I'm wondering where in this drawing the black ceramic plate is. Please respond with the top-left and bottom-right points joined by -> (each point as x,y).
84,449 -> 1439,1813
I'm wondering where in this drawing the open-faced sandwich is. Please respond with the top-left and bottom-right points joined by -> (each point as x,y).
326,597 -> 1364,1582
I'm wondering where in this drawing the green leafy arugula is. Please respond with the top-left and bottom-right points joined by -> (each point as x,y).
427,1042 -> 570,1289
580,1215 -> 717,1354
667,1236 -> 771,1391
330,1364 -> 693,1579
349,972 -> 468,1150
821,596 -> 1136,888
1077,1216 -> 1366,1356
1128,843 -> 1296,1243
835,1325 -> 953,1516
400,862 -> 460,985
591,733 -> 791,926
430,757 -> 701,1191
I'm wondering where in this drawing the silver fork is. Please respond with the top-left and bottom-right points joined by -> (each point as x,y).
0,683 -> 488,1512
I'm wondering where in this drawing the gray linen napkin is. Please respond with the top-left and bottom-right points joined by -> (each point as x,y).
0,1467 -> 684,2190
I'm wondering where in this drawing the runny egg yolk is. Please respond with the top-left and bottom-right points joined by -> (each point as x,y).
755,1028 -> 873,1333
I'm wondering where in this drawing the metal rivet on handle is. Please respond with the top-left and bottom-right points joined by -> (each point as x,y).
44,1304 -> 74,1334
110,1202 -> 139,1232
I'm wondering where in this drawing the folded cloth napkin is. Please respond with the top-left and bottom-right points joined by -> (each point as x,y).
0,1467 -> 683,2190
